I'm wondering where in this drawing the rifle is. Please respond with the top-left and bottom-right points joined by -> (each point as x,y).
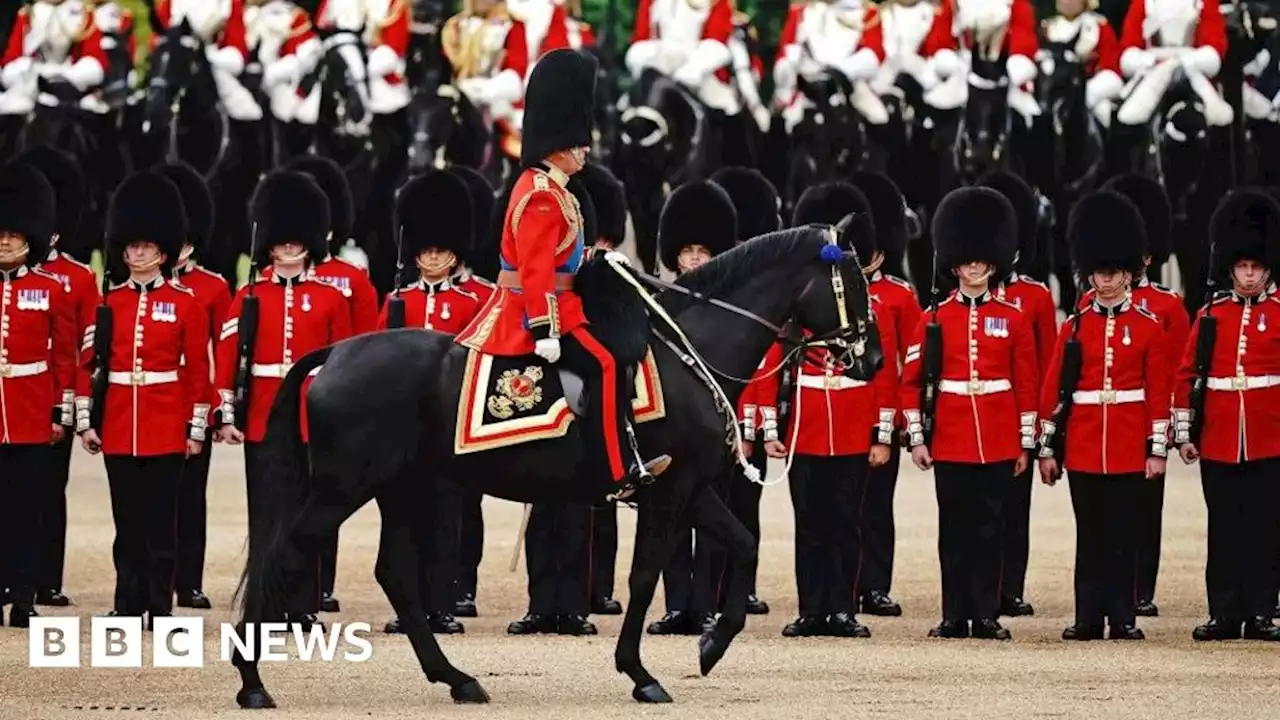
774,321 -> 803,436
1045,312 -> 1085,463
919,251 -> 942,449
1188,264 -> 1219,445
87,262 -> 112,437
232,222 -> 261,432
386,204 -> 407,329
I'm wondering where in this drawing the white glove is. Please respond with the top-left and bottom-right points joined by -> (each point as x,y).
752,105 -> 771,133
535,338 -> 562,363
672,62 -> 706,88
603,251 -> 631,267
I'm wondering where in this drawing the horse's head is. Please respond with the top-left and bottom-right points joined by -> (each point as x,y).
1035,29 -> 1086,111
794,69 -> 862,172
618,69 -> 701,179
143,19 -> 213,132
407,83 -> 473,175
958,54 -> 1011,181
1226,0 -> 1280,69
313,25 -> 372,137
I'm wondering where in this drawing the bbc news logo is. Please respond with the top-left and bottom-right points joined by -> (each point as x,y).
28,617 -> 374,667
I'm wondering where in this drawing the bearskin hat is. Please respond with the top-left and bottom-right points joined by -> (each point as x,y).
1209,189 -> 1280,277
0,163 -> 56,266
106,171 -> 189,277
849,170 -> 909,264
710,166 -> 781,242
659,180 -> 736,272
396,170 -> 474,262
520,49 -> 597,168
447,165 -> 496,253
1102,174 -> 1172,266
286,155 -> 354,248
932,187 -> 1018,275
1068,190 -> 1147,277
156,162 -> 215,257
250,170 -> 330,269
792,182 -> 877,260
568,173 -> 599,252
578,162 -> 627,247
977,170 -> 1039,270
11,145 -> 84,247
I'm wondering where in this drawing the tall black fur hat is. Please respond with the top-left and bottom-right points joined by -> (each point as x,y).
11,145 -> 84,248
446,165 -> 496,252
1068,190 -> 1146,276
520,49 -> 597,168
792,182 -> 876,260
1103,174 -> 1172,266
932,187 -> 1017,275
1209,189 -> 1280,276
396,170 -> 474,261
977,170 -> 1039,270
250,170 -> 330,269
156,161 -> 215,257
578,162 -> 627,247
106,171 -> 188,278
659,180 -> 736,272
0,163 -> 56,267
849,170 -> 908,265
710,166 -> 781,242
286,155 -> 354,249
568,173 -> 599,252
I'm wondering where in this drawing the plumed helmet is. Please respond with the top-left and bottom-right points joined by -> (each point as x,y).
709,166 -> 781,242
156,161 -> 215,257
932,187 -> 1018,275
1068,190 -> 1147,277
1103,174 -> 1172,266
0,163 -> 56,267
106,171 -> 189,278
849,170 -> 909,266
519,49 -> 597,167
11,145 -> 84,249
446,165 -> 496,253
792,181 -> 876,260
396,170 -> 474,263
1209,188 -> 1280,278
659,181 -> 736,272
977,170 -> 1039,271
577,162 -> 627,247
286,155 -> 354,249
250,170 -> 330,269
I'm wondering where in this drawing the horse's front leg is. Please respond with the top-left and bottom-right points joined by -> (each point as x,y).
688,483 -> 757,676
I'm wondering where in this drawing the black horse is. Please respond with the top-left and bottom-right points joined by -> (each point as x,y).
228,226 -> 882,708
949,53 -> 1019,187
404,28 -> 488,176
128,19 -> 226,173
781,69 -> 871,216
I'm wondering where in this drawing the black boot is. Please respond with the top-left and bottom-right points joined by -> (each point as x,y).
506,613 -> 555,635
556,614 -> 598,636
454,593 -> 478,618
1000,596 -> 1035,617
1062,624 -> 1105,641
971,618 -> 1012,640
782,614 -> 828,637
35,590 -> 72,607
592,596 -> 623,615
320,593 -> 340,613
428,613 -> 465,634
1193,617 -> 1242,641
8,604 -> 36,629
1108,624 -> 1144,640
384,616 -> 403,634
646,610 -> 693,635
860,592 -> 902,617
607,455 -> 672,502
1243,617 -> 1280,641
745,594 -> 769,615
176,590 -> 211,609
1134,600 -> 1159,617
928,620 -> 969,639
825,612 -> 871,638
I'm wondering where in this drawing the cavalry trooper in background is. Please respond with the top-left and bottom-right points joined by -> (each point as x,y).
901,187 -> 1036,641
647,180 -> 738,636
0,165 -> 75,629
441,0 -> 511,86
849,170 -> 921,618
1175,190 -> 1280,642
13,146 -> 94,610
379,169 -> 493,635
157,161 -> 228,611
1038,190 -> 1169,641
76,172 -> 211,630
979,170 -> 1056,619
213,171 -> 353,629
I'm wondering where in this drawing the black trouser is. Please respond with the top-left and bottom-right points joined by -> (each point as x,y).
456,486 -> 484,600
934,461 -> 1011,622
859,443 -> 900,597
558,329 -> 636,485
1134,473 -> 1165,604
175,439 -> 211,591
661,530 -> 695,612
425,477 -> 462,614
0,443 -> 49,607
704,442 -> 767,609
103,454 -> 184,616
998,464 -> 1034,602
791,454 -> 868,617
1068,471 -> 1143,628
525,502 -> 591,616
1200,459 -> 1280,621
590,501 -> 618,602
36,436 -> 73,594
245,442 -> 318,615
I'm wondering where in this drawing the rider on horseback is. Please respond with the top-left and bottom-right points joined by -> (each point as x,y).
454,48 -> 671,502
150,0 -> 262,121
928,0 -> 1041,123
1042,0 -> 1124,127
0,0 -> 109,116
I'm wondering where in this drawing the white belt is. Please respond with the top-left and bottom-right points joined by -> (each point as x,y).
797,374 -> 868,391
1206,375 -> 1280,391
938,379 -> 1012,396
1072,389 -> 1146,405
107,370 -> 179,386
251,363 -> 324,379
0,360 -> 48,379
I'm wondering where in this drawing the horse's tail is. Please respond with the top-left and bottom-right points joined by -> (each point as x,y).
232,346 -> 332,623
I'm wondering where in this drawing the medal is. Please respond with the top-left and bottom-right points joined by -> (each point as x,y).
302,294 -> 312,312
1260,313 -> 1268,333
442,303 -> 451,320
1122,326 -> 1131,346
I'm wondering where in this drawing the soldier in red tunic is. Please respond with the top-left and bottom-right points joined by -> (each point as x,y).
1174,190 -> 1280,642
152,161 -> 226,612
454,48 -> 670,501
0,165 -> 75,628
1038,190 -> 1170,641
75,172 -> 211,628
901,187 -> 1036,641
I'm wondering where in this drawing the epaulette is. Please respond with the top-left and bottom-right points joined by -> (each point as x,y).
31,267 -> 62,283
1014,274 -> 1049,292
168,280 -> 196,296
193,264 -> 229,285
56,252 -> 94,273
883,274 -> 912,289
992,296 -> 1023,312
937,295 -> 956,308
1133,303 -> 1160,323
328,255 -> 370,273
1146,281 -> 1180,297
465,274 -> 495,288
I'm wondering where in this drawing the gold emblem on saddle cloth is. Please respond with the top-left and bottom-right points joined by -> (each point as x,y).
487,366 -> 546,419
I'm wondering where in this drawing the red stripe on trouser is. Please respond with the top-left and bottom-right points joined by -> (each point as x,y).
570,328 -> 627,481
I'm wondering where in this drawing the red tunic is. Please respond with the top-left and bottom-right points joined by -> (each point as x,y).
1079,279 -> 1190,391
456,164 -> 589,356
1173,290 -> 1280,463
75,277 -> 211,456
174,263 -> 231,411
151,0 -> 249,60
997,274 -> 1057,383
1038,298 -> 1170,475
900,291 -> 1039,464
266,256 -> 380,336
740,342 -> 783,444
2,6 -> 111,71
41,251 -> 100,345
853,1 -> 955,60
1118,0 -> 1227,59
1,266 -> 76,445
870,272 -> 924,367
277,5 -> 317,60
932,0 -> 1038,60
375,274 -> 494,334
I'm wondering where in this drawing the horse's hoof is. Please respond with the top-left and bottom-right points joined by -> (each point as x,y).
451,680 -> 491,704
235,688 -> 276,709
698,632 -> 729,676
632,683 -> 673,704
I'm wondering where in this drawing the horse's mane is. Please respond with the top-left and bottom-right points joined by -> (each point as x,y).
660,227 -> 827,315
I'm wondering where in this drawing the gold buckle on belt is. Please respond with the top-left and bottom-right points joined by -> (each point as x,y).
1100,390 -> 1117,404
0,362 -> 10,378
1233,375 -> 1247,390
968,380 -> 983,395
131,370 -> 146,385
824,374 -> 841,389
280,363 -> 293,377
